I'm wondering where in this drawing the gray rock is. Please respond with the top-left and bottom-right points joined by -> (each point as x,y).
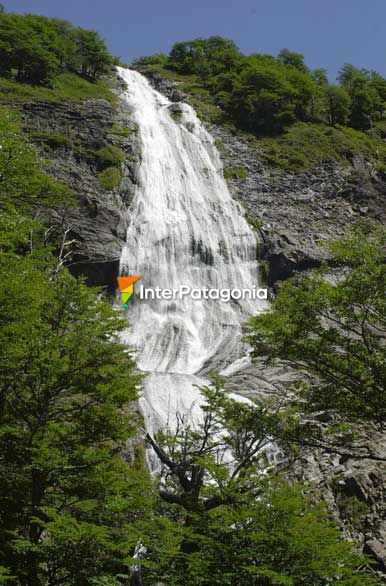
22,78 -> 141,290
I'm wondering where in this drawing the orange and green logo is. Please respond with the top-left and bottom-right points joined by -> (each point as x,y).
118,276 -> 141,308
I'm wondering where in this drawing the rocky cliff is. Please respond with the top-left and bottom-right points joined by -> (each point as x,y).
22,76 -> 141,291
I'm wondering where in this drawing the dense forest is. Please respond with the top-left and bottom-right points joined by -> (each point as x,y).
136,38 -> 386,171
137,37 -> 386,134
0,7 -> 386,586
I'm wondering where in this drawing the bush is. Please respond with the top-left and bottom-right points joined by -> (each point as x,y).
96,145 -> 125,167
29,131 -> 73,150
223,165 -> 248,179
260,122 -> 386,171
98,166 -> 122,190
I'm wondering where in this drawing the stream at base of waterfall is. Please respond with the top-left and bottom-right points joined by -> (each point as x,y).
116,67 -> 268,470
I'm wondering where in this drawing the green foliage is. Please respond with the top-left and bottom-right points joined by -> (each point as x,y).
214,138 -> 228,155
111,122 -> 132,138
338,65 -> 386,130
326,85 -> 351,125
259,122 -> 386,171
140,36 -> 386,143
0,10 -> 112,86
247,224 -> 386,426
98,166 -> 123,190
0,239 -> 146,584
0,73 -> 149,585
223,165 -> 248,179
140,382 -> 378,585
0,107 -> 73,211
29,131 -> 73,150
96,145 -> 125,189
246,215 -> 263,230
96,145 -> 125,167
0,72 -> 116,104
133,53 -> 168,67
169,37 -> 241,78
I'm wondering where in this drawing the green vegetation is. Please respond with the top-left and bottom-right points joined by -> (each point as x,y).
246,215 -> 263,230
214,137 -> 228,155
247,224 -> 386,427
223,165 -> 248,179
140,381 -> 378,585
0,104 -> 150,585
0,8 -> 116,104
259,123 -> 386,171
1,94 -> 380,583
29,131 -> 73,150
111,122 -> 132,138
0,107 -> 73,211
96,144 -> 125,166
1,9 -> 386,585
0,72 -> 116,104
0,10 -> 112,85
95,145 -> 125,190
137,37 -> 386,170
98,166 -> 123,190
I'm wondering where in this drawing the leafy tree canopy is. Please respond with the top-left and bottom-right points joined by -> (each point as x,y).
0,9 -> 112,85
247,224 -> 386,428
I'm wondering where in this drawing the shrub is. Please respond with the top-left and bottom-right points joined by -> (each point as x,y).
98,166 -> 122,190
96,145 -> 125,167
223,165 -> 248,179
29,131 -> 73,150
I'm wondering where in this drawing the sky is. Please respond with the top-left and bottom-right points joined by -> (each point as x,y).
4,0 -> 386,80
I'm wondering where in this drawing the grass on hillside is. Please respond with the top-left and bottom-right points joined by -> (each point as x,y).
258,123 -> 386,172
0,73 -> 116,105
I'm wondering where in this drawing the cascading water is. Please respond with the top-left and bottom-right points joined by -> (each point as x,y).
117,67 -> 267,467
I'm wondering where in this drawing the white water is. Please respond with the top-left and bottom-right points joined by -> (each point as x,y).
117,67 -> 267,464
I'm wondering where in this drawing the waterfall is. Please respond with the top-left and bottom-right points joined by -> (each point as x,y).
117,67 -> 267,465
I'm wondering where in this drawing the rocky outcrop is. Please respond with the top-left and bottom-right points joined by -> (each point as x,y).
22,83 -> 141,290
211,126 -> 386,286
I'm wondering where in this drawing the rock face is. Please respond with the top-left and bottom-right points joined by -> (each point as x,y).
22,86 -> 141,291
210,126 -> 386,286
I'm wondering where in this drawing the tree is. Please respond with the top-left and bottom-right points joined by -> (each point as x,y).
0,11 -> 112,86
75,29 -> 112,80
338,65 -> 385,130
0,239 -> 146,585
278,48 -> 309,73
140,381 -> 378,585
326,85 -> 351,125
247,224 -> 386,429
228,57 -> 298,134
